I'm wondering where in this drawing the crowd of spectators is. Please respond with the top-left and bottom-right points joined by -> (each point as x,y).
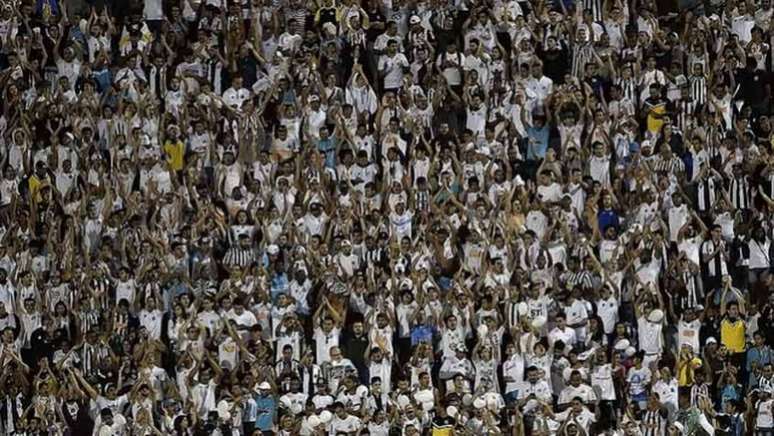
3,0 -> 774,434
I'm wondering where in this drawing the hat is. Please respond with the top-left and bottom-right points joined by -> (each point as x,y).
258,382 -> 271,390
706,337 -> 717,345
318,410 -> 333,423
410,15 -> 421,24
307,415 -> 321,427
531,316 -> 547,330
322,22 -> 337,35
613,339 -> 630,351
672,422 -> 684,433
647,309 -> 664,323
308,94 -> 320,102
267,245 -> 280,255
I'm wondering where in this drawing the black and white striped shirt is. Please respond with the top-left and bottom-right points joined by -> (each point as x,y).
364,247 -> 387,270
688,75 -> 708,106
701,239 -> 727,278
505,300 -> 522,329
729,176 -> 752,210
414,189 -> 429,213
677,270 -> 703,311
641,407 -> 666,436
223,246 -> 257,268
564,270 -> 594,290
675,98 -> 699,132
651,155 -> 686,176
572,44 -> 596,78
616,77 -> 639,105
583,0 -> 604,22
696,176 -> 719,212
690,382 -> 711,408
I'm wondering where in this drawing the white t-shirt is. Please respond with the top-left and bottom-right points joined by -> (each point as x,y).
757,398 -> 774,428
678,318 -> 701,352
668,204 -> 690,242
549,327 -> 576,349
537,183 -> 562,203
591,363 -> 616,401
626,366 -> 651,399
749,239 -> 771,270
502,355 -> 525,394
466,106 -> 487,138
558,383 -> 597,405
378,53 -> 409,90
596,297 -> 619,335
637,317 -> 664,355
436,51 -> 465,85
143,0 -> 163,20
313,327 -> 340,364
389,210 -> 414,239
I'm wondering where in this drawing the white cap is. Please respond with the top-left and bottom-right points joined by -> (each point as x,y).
486,395 -> 500,410
307,415 -> 321,427
319,410 -> 333,423
267,245 -> 280,255
258,382 -> 271,390
410,15 -> 421,24
706,337 -> 717,345
531,316 -> 547,330
648,309 -> 664,323
614,339 -> 630,351
473,398 -> 486,409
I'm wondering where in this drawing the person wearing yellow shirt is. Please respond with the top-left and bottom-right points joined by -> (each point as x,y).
27,161 -> 51,205
676,344 -> 703,387
163,125 -> 185,175
720,285 -> 747,369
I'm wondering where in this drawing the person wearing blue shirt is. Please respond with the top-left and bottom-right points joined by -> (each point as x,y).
316,125 -> 338,169
597,193 -> 620,233
410,312 -> 435,346
254,382 -> 277,434
522,108 -> 551,162
747,332 -> 772,385
270,266 -> 289,302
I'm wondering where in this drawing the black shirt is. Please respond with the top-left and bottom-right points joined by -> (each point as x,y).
63,399 -> 94,436
341,332 -> 369,369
